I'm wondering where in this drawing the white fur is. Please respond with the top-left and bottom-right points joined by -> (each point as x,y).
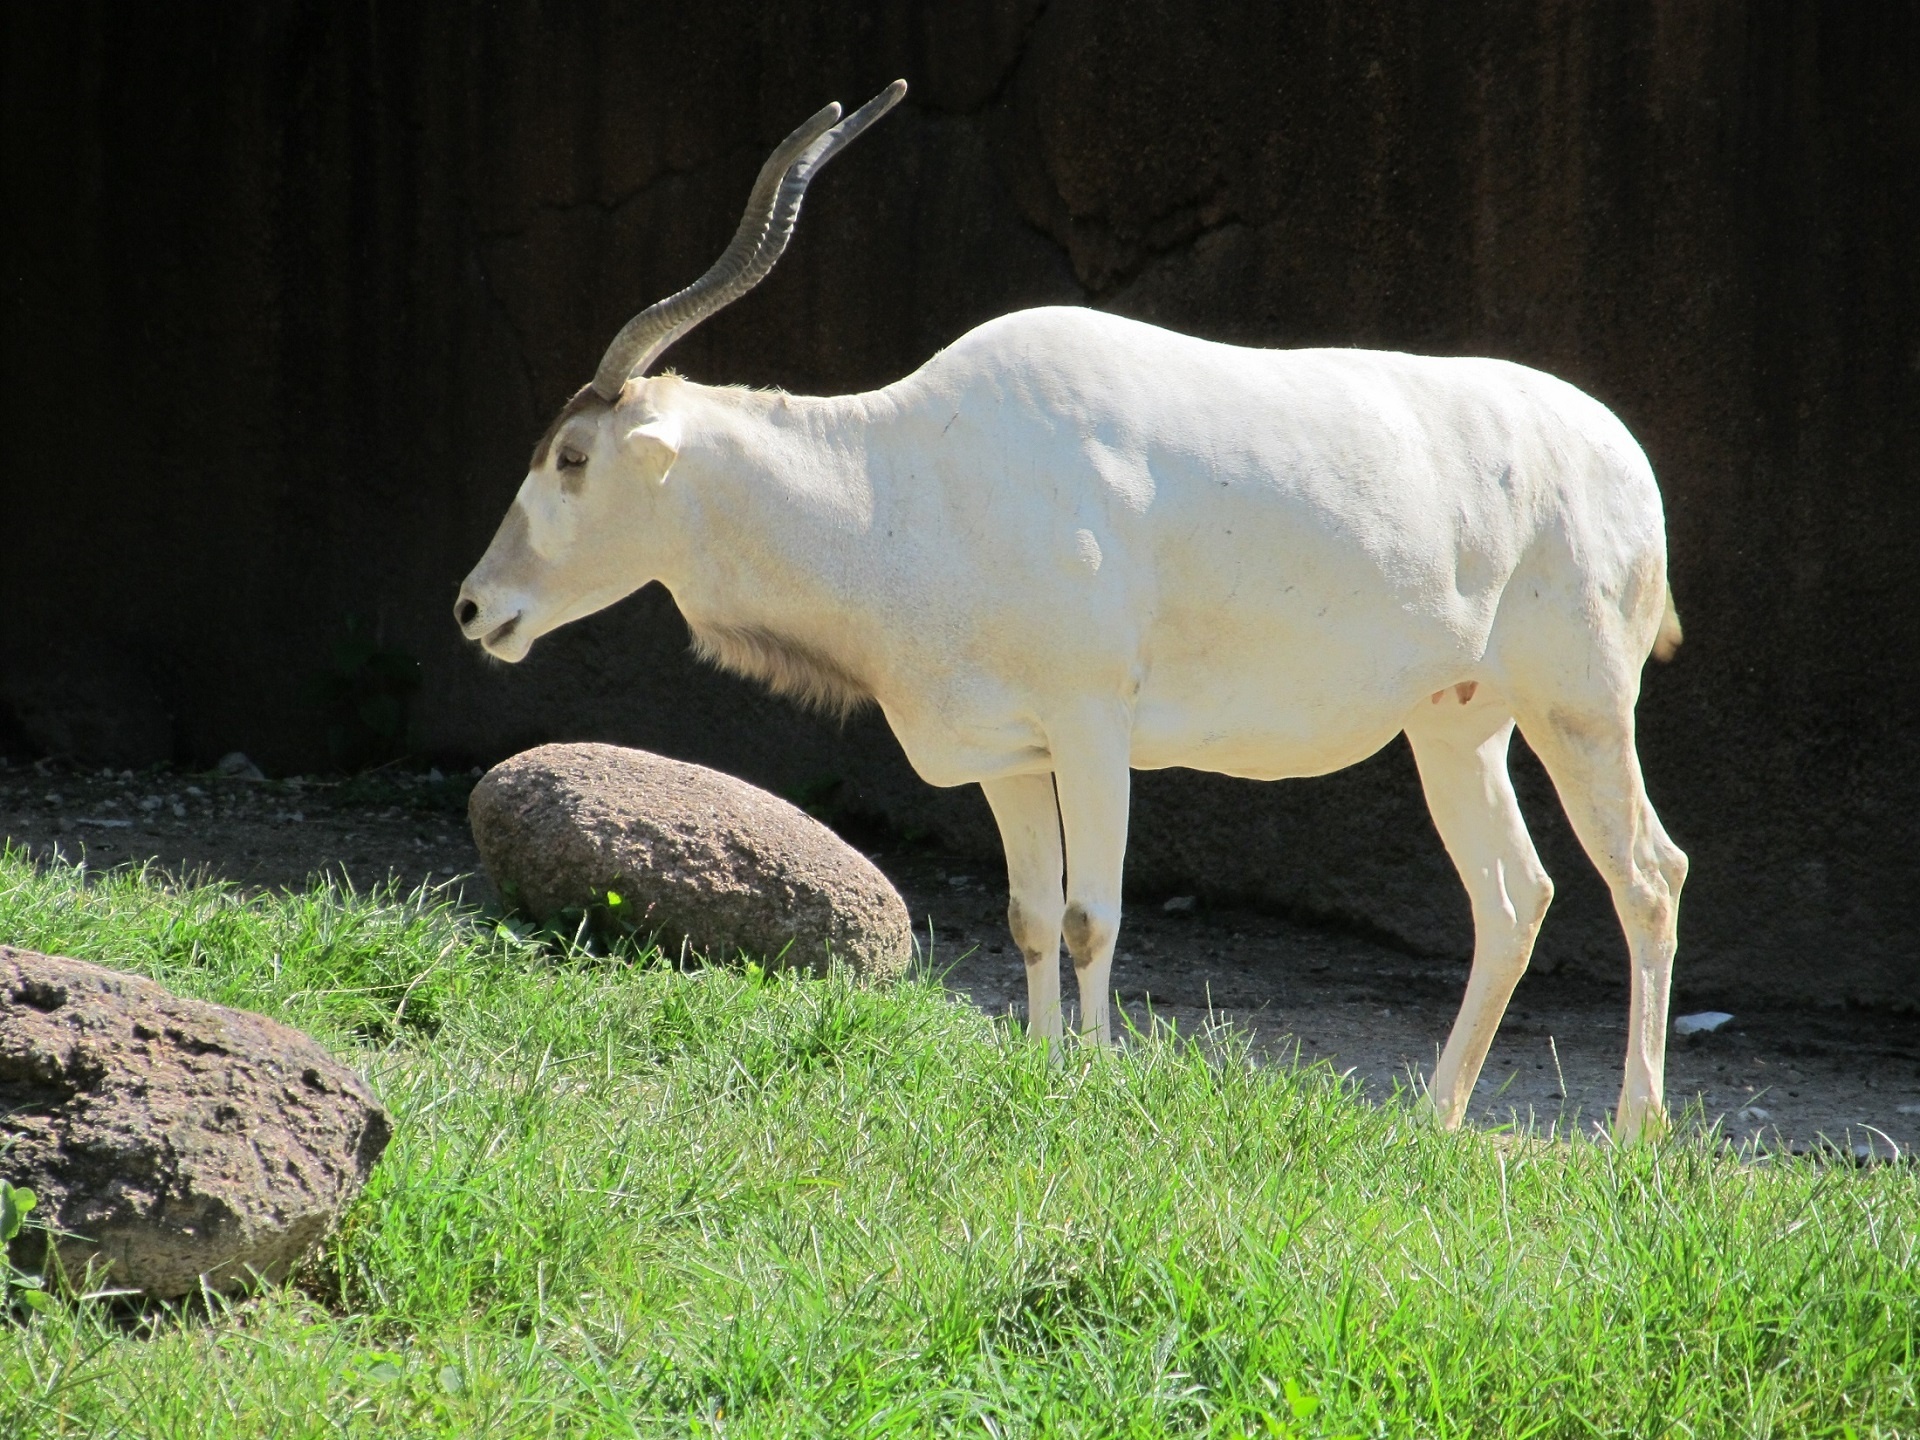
458,306 -> 1687,1139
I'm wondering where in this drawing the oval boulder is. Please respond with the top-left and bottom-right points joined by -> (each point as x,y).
0,947 -> 390,1299
469,743 -> 914,979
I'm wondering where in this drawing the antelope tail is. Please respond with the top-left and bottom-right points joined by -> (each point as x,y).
1652,584 -> 1683,663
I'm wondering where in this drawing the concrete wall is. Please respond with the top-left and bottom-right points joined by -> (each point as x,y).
5,2 -> 1916,1004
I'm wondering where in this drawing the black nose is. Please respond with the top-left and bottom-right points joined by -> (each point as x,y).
455,597 -> 479,627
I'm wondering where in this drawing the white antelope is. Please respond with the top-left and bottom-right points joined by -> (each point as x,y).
457,83 -> 1689,1138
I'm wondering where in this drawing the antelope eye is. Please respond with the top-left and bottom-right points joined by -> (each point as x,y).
557,446 -> 587,471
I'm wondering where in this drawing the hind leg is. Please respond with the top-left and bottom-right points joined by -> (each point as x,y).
982,773 -> 1067,1042
1516,702 -> 1688,1140
1406,704 -> 1555,1129
1048,705 -> 1133,1045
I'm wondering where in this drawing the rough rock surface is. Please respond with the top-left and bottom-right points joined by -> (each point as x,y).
0,948 -> 390,1299
470,743 -> 914,979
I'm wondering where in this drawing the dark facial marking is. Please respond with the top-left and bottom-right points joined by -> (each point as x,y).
529,385 -> 611,470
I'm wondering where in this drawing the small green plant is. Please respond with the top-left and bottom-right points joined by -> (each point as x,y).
1,1179 -> 51,1315
786,775 -> 848,824
495,887 -> 657,959
308,616 -> 422,772
784,773 -> 930,846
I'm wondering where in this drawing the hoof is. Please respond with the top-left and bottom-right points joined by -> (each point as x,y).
1613,1103 -> 1671,1144
1417,1091 -> 1466,1132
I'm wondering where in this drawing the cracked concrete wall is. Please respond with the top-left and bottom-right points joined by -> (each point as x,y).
5,2 -> 1917,1005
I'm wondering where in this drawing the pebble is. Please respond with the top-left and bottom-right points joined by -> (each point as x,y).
216,752 -> 267,782
1673,1011 -> 1733,1036
1163,895 -> 1197,913
1739,1106 -> 1772,1121
1896,1103 -> 1920,1116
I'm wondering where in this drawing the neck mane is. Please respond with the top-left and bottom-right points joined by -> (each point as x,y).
656,379 -> 889,720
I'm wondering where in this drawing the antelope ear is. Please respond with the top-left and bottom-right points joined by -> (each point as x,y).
621,414 -> 682,482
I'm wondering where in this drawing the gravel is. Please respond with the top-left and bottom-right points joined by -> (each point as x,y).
4,755 -> 1915,1156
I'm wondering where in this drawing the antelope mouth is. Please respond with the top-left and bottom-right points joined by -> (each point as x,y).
482,615 -> 522,650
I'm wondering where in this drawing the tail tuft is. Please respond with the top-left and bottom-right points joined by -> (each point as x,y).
1651,585 -> 1683,663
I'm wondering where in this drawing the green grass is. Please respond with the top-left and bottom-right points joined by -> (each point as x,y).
0,847 -> 1915,1438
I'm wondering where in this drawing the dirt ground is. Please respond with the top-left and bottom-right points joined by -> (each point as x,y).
3,757 -> 1915,1161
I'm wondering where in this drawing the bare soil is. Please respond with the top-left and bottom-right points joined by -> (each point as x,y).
4,758 -> 1914,1160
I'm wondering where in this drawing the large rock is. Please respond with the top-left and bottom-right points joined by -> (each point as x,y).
470,743 -> 914,979
0,948 -> 390,1299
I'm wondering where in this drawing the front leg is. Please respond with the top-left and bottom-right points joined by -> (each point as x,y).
1047,708 -> 1133,1045
981,773 -> 1066,1042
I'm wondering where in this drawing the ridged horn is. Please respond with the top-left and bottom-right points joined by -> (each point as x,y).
590,80 -> 908,400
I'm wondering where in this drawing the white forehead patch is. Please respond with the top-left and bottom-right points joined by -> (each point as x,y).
515,472 -> 577,561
